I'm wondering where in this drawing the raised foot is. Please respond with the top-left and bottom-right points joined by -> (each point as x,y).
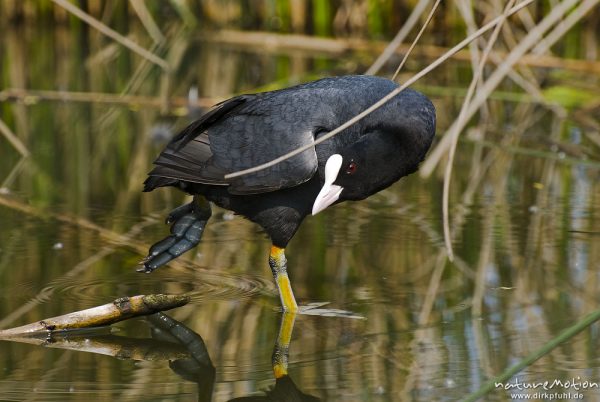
139,197 -> 211,273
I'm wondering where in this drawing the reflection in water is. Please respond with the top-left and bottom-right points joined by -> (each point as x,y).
0,312 -> 317,402
148,313 -> 216,402
230,376 -> 319,402
150,312 -> 320,402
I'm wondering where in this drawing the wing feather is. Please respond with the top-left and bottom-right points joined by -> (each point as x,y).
145,88 -> 322,194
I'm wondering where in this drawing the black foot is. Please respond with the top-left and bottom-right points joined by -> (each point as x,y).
139,196 -> 211,273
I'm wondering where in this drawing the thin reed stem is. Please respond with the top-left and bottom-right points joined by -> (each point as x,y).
224,0 -> 535,181
130,0 -> 166,44
365,0 -> 431,75
442,0 -> 516,261
0,118 -> 29,157
421,0 -> 593,178
51,0 -> 170,71
392,0 -> 441,81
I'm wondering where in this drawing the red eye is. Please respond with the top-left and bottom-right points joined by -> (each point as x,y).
346,162 -> 357,175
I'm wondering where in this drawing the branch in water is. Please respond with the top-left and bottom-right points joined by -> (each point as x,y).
0,294 -> 190,338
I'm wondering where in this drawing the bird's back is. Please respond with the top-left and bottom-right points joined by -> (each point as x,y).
144,75 -> 434,196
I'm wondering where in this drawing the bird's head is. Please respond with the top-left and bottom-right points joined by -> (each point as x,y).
312,97 -> 435,216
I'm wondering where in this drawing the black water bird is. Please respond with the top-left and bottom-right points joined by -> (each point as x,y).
142,75 -> 436,311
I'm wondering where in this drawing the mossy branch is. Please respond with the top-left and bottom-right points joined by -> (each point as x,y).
0,294 -> 190,339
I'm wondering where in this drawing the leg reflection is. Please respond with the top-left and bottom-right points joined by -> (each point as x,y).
149,311 -> 319,401
266,312 -> 320,402
272,311 -> 297,378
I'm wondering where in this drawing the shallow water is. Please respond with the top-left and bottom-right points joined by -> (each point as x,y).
2,15 -> 600,402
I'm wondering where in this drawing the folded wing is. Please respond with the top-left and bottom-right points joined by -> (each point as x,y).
145,92 -> 319,194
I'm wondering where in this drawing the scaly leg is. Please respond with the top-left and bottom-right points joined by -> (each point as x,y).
139,196 -> 212,273
269,246 -> 298,312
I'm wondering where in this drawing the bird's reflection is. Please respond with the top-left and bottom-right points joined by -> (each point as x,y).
146,311 -> 319,402
146,312 -> 216,401
10,310 -> 319,401
228,312 -> 319,402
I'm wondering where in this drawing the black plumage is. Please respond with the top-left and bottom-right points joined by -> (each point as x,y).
142,75 -> 436,311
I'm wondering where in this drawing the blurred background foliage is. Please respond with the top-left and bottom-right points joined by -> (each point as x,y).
0,1 -> 599,401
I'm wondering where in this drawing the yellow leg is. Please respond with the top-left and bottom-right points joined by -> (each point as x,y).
269,246 -> 298,312
272,311 -> 297,378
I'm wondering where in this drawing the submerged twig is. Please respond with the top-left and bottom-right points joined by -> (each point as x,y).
224,0 -> 534,180
50,0 -> 170,71
0,294 -> 190,338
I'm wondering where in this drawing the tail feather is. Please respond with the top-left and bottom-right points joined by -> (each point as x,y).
143,174 -> 177,192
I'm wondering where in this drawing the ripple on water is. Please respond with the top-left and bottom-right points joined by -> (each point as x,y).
0,280 -> 39,299
40,265 -> 275,306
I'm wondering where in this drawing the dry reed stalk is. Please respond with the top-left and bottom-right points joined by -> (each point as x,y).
0,157 -> 27,189
0,88 -> 217,109
491,2 -> 542,94
224,0 -> 535,180
532,0 -> 600,55
365,0 -> 432,75
130,0 -> 166,44
455,0 -> 484,78
486,51 -> 567,117
442,0 -> 515,261
0,118 -> 29,157
392,0 -> 441,81
421,0 -> 597,179
199,29 -> 600,73
51,0 -> 170,71
91,33 -> 168,135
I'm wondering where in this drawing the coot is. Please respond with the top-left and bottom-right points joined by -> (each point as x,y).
142,75 -> 436,311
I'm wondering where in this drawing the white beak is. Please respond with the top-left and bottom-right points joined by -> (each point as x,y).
312,154 -> 344,215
